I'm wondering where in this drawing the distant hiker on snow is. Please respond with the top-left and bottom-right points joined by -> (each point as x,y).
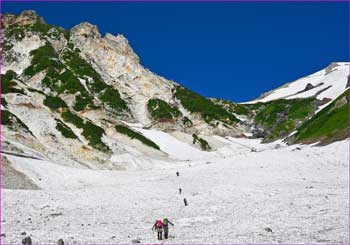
184,198 -> 188,206
152,219 -> 164,240
176,171 -> 180,177
163,218 -> 174,239
179,188 -> 182,194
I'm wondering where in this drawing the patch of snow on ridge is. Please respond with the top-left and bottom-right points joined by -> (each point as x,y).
245,62 -> 349,104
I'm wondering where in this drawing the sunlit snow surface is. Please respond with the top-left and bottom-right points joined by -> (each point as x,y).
245,62 -> 349,109
2,133 -> 349,244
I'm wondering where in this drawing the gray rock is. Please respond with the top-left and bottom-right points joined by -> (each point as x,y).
304,83 -> 314,91
132,239 -> 141,243
264,227 -> 273,232
22,236 -> 32,245
58,238 -> 64,244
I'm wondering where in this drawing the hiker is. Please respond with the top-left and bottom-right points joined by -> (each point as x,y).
184,198 -> 188,206
176,172 -> 179,177
163,218 -> 174,239
179,188 -> 182,194
152,219 -> 164,240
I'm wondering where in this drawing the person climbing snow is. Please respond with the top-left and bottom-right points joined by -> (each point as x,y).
184,198 -> 188,206
176,171 -> 180,177
152,219 -> 164,240
179,188 -> 182,194
162,218 -> 174,239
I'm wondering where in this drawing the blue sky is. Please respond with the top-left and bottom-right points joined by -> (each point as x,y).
2,2 -> 349,102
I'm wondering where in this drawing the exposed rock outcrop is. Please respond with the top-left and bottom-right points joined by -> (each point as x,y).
2,10 -> 45,28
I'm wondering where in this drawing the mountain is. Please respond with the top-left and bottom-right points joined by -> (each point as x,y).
212,62 -> 349,143
1,10 -> 349,170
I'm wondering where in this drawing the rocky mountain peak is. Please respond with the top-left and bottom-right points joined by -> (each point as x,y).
71,22 -> 101,39
2,10 -> 45,28
103,33 -> 140,62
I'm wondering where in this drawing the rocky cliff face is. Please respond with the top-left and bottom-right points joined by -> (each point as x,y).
2,10 -> 45,28
70,22 -> 176,125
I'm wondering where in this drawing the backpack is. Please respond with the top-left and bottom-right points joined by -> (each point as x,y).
156,220 -> 163,228
163,218 -> 168,225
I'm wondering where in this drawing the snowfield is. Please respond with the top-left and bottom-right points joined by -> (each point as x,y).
2,135 -> 349,244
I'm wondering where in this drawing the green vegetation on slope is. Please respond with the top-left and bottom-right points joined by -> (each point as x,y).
63,48 -> 128,110
115,125 -> 160,150
24,43 -> 89,95
2,20 -> 70,51
27,87 -> 46,95
192,134 -> 211,151
174,85 -> 239,126
43,96 -> 67,110
1,70 -> 25,94
1,110 -> 33,135
99,87 -> 129,112
294,91 -> 349,144
212,98 -> 251,116
24,43 -> 63,77
61,109 -> 84,128
147,98 -> 182,120
246,98 -> 315,142
2,24 -> 26,51
2,98 -> 8,107
24,43 -> 98,111
82,121 -> 110,153
6,23 -> 129,116
55,119 -> 78,139
62,49 -> 105,92
73,94 -> 98,112
62,48 -> 129,113
61,109 -> 110,152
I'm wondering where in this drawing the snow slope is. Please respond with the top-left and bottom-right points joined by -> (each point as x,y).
2,139 -> 348,244
130,126 -> 212,161
246,62 -> 349,104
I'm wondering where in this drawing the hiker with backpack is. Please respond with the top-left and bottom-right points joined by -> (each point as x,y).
162,218 -> 174,239
152,219 -> 164,240
184,198 -> 188,206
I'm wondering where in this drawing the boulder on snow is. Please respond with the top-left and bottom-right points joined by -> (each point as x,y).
252,127 -> 266,138
264,227 -> 273,233
132,239 -> 141,243
22,236 -> 32,245
58,238 -> 64,244
304,83 -> 314,91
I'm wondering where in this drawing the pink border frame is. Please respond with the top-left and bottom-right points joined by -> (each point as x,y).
0,1 -> 349,244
